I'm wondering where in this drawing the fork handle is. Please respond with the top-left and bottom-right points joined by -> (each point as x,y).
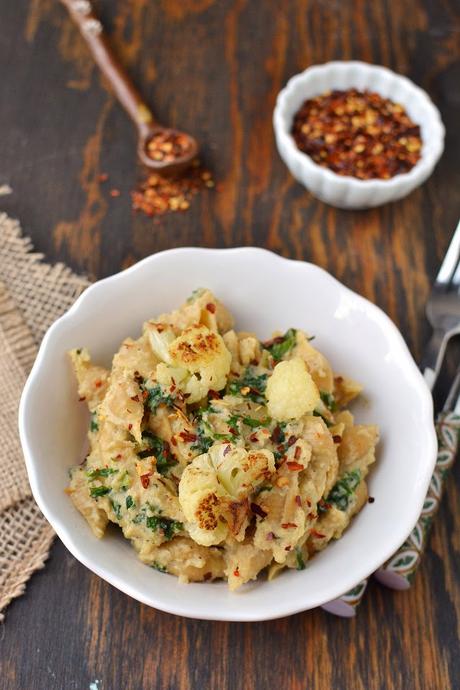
420,328 -> 449,391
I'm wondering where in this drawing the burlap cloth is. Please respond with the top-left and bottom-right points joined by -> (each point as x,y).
0,212 -> 89,621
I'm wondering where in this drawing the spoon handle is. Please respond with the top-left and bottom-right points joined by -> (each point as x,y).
60,0 -> 154,136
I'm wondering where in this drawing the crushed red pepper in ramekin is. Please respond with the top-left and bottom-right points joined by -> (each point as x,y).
291,88 -> 422,180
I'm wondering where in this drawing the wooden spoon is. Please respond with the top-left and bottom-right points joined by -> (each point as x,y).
60,0 -> 198,175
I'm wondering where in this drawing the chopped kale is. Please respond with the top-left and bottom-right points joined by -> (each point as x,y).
191,424 -> 214,454
295,547 -> 306,571
137,431 -> 178,476
313,410 -> 332,427
118,470 -> 131,491
90,411 -> 99,432
320,391 -> 338,412
227,367 -> 268,404
253,484 -> 273,496
263,328 -> 297,362
111,500 -> 122,520
90,486 -> 111,498
126,495 -> 135,510
326,469 -> 361,511
241,416 -> 271,429
86,467 -> 118,480
142,382 -> 175,414
151,561 -> 167,573
186,287 -> 205,304
146,515 -> 183,541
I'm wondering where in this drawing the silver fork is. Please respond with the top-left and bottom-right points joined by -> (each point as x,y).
421,218 -> 460,389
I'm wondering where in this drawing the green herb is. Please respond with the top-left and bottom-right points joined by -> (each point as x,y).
227,367 -> 268,404
186,287 -> 205,303
86,467 -> 118,480
126,495 -> 135,510
326,470 -> 361,511
241,416 -> 271,429
138,431 -> 178,476
143,382 -> 175,414
146,515 -> 183,541
263,328 -> 297,362
118,470 -> 131,491
253,484 -> 273,496
295,547 -> 306,571
191,425 -> 214,454
111,500 -> 122,520
90,411 -> 99,433
90,486 -> 111,498
151,561 -> 167,573
320,391 -> 338,412
133,510 -> 145,524
313,410 -> 332,427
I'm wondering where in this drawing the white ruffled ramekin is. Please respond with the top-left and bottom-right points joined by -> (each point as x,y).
273,61 -> 445,209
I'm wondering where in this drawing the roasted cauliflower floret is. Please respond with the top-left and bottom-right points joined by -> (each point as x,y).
266,357 -> 320,421
148,324 -> 231,403
178,443 -> 275,546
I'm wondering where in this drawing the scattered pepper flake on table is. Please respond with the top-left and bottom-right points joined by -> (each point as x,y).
291,88 -> 422,180
131,160 -> 215,218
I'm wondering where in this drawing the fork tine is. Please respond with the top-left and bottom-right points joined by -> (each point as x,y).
436,218 -> 460,285
451,259 -> 460,289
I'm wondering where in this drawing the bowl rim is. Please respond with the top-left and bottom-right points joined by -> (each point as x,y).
19,246 -> 437,621
273,59 -> 445,190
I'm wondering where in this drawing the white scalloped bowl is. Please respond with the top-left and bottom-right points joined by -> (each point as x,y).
19,248 -> 436,621
273,61 -> 445,209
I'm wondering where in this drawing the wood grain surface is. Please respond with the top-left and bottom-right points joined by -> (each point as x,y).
2,1 -> 460,688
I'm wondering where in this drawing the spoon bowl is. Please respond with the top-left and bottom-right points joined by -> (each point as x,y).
138,126 -> 199,176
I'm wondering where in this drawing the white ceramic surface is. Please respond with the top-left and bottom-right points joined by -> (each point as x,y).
273,61 -> 445,209
19,247 -> 437,621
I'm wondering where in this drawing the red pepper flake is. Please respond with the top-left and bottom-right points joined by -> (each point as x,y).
128,423 -> 133,431
368,496 -> 375,503
287,435 -> 297,447
142,390 -> 149,400
95,380 -> 102,388
250,502 -> 268,518
285,546 -> 292,551
78,396 -> 86,402
171,437 -> 178,446
223,445 -> 231,456
140,473 -> 151,489
291,88 -> 422,180
109,188 -> 121,197
294,446 -> 302,460
287,461 -> 303,472
311,529 -> 326,539
249,432 -> 259,443
115,454 -> 122,460
281,522 -> 298,529
98,172 -> 108,182
169,385 -> 176,393
333,435 -> 342,444
233,568 -> 240,577
208,390 -> 221,400
203,572 -> 212,581
130,395 -> 140,402
295,495 -> 302,507
271,425 -> 283,444
306,499 -> 312,508
179,431 -> 198,443
266,532 -> 275,541
206,303 -> 216,313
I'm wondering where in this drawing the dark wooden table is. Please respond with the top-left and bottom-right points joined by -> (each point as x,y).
2,1 -> 460,688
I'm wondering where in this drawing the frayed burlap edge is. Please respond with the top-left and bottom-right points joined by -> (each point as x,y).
0,213 -> 89,621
